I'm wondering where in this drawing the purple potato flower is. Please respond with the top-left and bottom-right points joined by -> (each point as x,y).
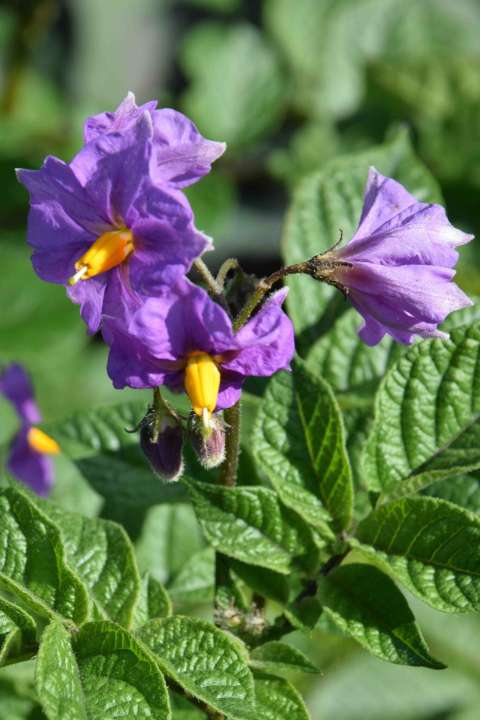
320,167 -> 473,345
102,279 -> 294,423
84,92 -> 226,189
17,101 -> 223,334
0,364 -> 59,496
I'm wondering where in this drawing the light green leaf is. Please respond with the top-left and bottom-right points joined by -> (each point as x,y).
316,563 -> 444,668
354,496 -> 480,612
253,361 -> 352,532
282,130 -> 441,354
182,22 -> 285,149
363,322 -> 480,497
41,503 -> 141,627
138,615 -> 255,720
250,642 -> 318,674
185,479 -> 317,574
0,486 -> 89,624
36,622 -> 87,720
73,621 -> 171,719
168,548 -> 214,607
134,574 -> 172,628
252,673 -> 311,720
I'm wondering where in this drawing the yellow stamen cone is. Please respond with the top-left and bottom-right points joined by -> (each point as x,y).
69,229 -> 134,285
27,428 -> 60,455
184,352 -> 221,422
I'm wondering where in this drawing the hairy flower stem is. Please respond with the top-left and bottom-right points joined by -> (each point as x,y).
216,258 -> 240,289
193,257 -> 224,297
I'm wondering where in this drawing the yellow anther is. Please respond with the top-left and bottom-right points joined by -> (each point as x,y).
68,229 -> 134,285
27,428 -> 60,455
184,352 -> 221,423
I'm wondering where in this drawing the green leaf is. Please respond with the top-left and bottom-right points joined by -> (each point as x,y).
354,496 -> 480,612
0,597 -> 36,666
250,642 -> 318,674
230,560 -> 290,605
73,621 -> 171,719
168,548 -> 214,607
316,563 -> 444,668
282,130 -> 441,354
36,622 -> 87,720
41,503 -> 141,627
362,322 -> 480,497
252,673 -> 311,720
181,22 -> 285,149
0,486 -> 88,624
185,479 -> 317,574
134,574 -> 172,628
253,361 -> 352,532
425,474 -> 480,514
138,616 -> 255,720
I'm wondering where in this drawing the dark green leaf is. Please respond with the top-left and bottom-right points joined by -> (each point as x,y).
252,673 -> 311,720
0,486 -> 88,624
253,361 -> 352,532
316,563 -> 444,667
185,479 -> 318,574
363,322 -> 480,498
355,496 -> 480,612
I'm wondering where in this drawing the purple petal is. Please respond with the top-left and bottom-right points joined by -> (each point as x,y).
83,92 -> 158,143
351,168 -> 473,251
151,108 -> 226,188
7,427 -> 54,496
0,364 -> 41,424
17,157 -> 107,234
216,378 -> 244,411
222,288 -> 295,377
67,274 -> 107,335
71,111 -> 154,223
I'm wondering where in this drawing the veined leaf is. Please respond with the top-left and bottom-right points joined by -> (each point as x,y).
138,615 -> 255,720
354,496 -> 480,612
316,563 -> 444,668
41,502 -> 141,627
363,322 -> 480,497
252,673 -> 311,720
0,596 -> 36,667
0,486 -> 88,624
253,361 -> 352,532
37,620 -> 171,720
185,479 -> 318,574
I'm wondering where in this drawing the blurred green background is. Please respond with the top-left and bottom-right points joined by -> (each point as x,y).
1,1 -> 480,718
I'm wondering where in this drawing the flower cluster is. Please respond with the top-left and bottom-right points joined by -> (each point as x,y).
0,364 -> 59,495
16,93 -> 473,487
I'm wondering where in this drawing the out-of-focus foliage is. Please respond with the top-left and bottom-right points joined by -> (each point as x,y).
2,1 -> 480,719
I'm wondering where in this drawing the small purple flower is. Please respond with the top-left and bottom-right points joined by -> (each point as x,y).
318,168 -> 473,345
84,92 -> 226,189
17,101 -> 222,334
0,364 -> 59,496
102,280 -> 294,423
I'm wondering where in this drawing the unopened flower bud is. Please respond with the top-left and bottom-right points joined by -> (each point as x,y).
140,405 -> 184,482
188,412 -> 225,469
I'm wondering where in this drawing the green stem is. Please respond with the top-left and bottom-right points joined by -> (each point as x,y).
218,402 -> 241,487
232,261 -> 309,331
216,258 -> 240,290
